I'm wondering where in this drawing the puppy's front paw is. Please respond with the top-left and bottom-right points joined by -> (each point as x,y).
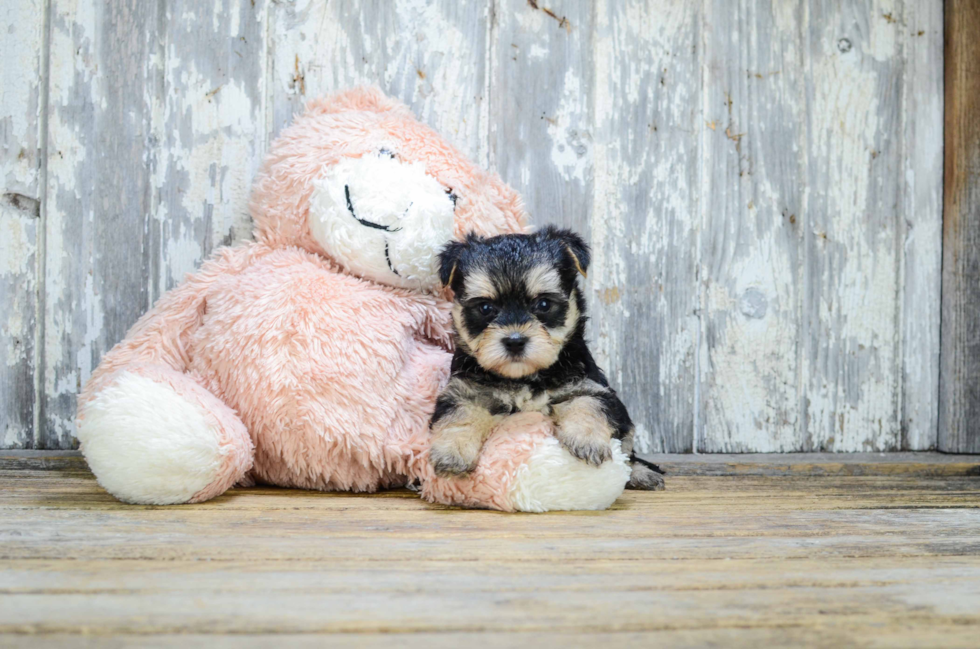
556,428 -> 612,467
429,443 -> 479,477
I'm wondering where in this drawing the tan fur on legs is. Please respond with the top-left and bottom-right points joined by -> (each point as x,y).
429,402 -> 501,477
551,396 -> 614,466
619,428 -> 635,457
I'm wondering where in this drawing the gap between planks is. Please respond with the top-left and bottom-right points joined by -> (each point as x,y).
4,450 -> 979,477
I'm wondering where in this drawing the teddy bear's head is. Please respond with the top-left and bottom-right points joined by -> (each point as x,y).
250,87 -> 527,291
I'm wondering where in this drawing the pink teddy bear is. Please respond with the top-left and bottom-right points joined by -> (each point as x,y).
76,88 -> 631,512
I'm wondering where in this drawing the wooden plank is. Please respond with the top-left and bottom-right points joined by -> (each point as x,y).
3,627 -> 980,649
0,467 -> 979,643
642,452 -> 980,477
801,1 -> 906,451
588,1 -> 700,453
4,627 -> 980,649
6,470 -> 980,514
0,0 -> 46,448
42,0 -> 162,448
7,449 -> 980,476
7,556 -> 979,593
2,571 -> 980,635
150,0 -> 268,299
940,0 -> 980,453
269,0 -> 490,162
2,464 -> 979,563
0,451 -> 88,474
3,502 -> 980,558
488,0 -> 593,234
699,0 -> 804,452
901,0 -> 943,449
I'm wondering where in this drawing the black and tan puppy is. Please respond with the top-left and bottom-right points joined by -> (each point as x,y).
428,226 -> 664,491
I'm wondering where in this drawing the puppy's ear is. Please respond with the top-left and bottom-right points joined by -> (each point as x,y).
438,240 -> 467,288
543,226 -> 590,278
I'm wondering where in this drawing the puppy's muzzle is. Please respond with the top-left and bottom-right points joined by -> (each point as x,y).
502,333 -> 529,357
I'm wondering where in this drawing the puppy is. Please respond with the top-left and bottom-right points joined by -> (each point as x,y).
428,226 -> 665,491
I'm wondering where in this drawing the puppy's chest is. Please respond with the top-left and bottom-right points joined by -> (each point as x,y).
489,385 -> 552,416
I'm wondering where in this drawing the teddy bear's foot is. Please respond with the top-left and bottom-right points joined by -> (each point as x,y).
77,365 -> 253,505
507,437 -> 632,512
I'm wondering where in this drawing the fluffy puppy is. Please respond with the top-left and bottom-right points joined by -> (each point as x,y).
428,226 -> 665,491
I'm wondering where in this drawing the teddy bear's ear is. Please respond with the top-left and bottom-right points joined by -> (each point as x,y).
541,226 -> 590,278
304,86 -> 409,117
438,240 -> 468,289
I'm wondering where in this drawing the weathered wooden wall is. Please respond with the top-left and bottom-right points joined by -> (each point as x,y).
0,0 -> 945,453
939,0 -> 980,454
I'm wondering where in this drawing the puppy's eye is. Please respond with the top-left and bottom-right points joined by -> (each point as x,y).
534,298 -> 552,312
479,302 -> 497,317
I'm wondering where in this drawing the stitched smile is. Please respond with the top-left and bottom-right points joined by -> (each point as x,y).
345,185 -> 402,232
384,241 -> 400,277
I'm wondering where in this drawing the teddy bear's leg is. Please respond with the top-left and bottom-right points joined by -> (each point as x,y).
75,247 -> 264,505
77,364 -> 253,505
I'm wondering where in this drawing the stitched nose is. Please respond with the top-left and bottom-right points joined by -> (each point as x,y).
503,333 -> 528,356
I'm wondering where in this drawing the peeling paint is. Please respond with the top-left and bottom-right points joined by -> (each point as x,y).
900,0 -> 943,450
799,0 -> 910,452
546,69 -> 591,185
1,0 -> 44,448
272,0 -> 488,161
590,0 -> 700,453
6,0 -> 945,453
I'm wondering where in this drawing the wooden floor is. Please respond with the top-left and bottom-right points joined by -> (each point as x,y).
2,453 -> 979,648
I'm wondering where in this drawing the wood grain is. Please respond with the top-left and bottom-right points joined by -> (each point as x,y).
40,1 -> 272,449
150,0 -> 269,300
589,1 -> 700,453
801,1 -> 906,451
939,0 -> 980,453
3,628 -> 980,649
0,460 -> 978,643
2,0 -> 949,453
700,0 -> 804,452
902,0 -> 943,450
643,452 -> 980,477
269,0 -> 491,162
0,0 -> 45,448
489,0 -> 594,236
9,449 -> 980,477
6,628 -> 980,649
42,0 -> 161,448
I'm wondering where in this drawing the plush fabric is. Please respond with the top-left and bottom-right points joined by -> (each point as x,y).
75,87 -> 629,511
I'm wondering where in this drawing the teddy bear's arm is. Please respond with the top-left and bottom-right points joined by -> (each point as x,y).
82,245 -> 270,390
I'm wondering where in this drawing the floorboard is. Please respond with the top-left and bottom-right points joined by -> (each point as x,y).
1,455 -> 978,647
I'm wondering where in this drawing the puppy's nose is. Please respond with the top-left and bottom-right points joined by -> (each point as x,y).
503,333 -> 528,356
